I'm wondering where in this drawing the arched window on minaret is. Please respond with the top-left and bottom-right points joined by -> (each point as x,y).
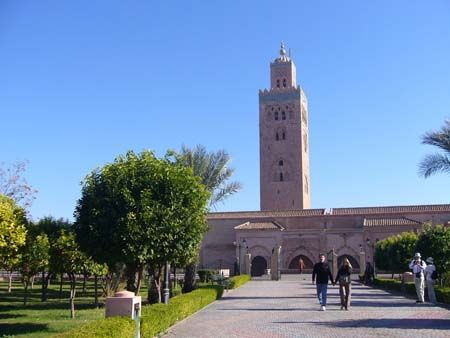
283,78 -> 287,87
276,132 -> 279,141
279,160 -> 283,166
276,79 -> 280,88
280,172 -> 284,182
281,111 -> 286,120
282,131 -> 286,140
275,112 -> 279,120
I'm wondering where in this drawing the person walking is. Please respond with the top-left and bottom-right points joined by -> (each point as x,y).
298,258 -> 305,275
409,252 -> 426,303
336,258 -> 352,310
424,257 -> 437,304
312,253 -> 335,311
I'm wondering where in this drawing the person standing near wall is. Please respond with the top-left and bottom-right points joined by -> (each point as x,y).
312,253 -> 335,311
409,252 -> 426,303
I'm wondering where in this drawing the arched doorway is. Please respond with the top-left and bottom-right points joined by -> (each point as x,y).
251,256 -> 267,277
288,255 -> 314,270
337,255 -> 360,270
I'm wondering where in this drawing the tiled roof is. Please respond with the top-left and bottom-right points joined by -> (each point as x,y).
363,217 -> 423,227
207,209 -> 326,220
234,221 -> 285,231
331,204 -> 450,216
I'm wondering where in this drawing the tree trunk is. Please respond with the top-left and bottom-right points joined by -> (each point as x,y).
41,271 -> 46,302
7,271 -> 13,293
69,274 -> 76,319
82,274 -> 87,296
41,273 -> 51,302
94,275 -> 99,308
148,265 -> 162,304
31,275 -> 35,289
173,266 -> 177,288
125,264 -> 138,293
23,280 -> 29,306
135,265 -> 144,296
183,263 -> 197,293
59,273 -> 64,298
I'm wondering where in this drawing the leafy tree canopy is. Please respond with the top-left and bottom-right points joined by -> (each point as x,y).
0,194 -> 27,269
375,231 -> 418,274
74,150 -> 210,270
415,224 -> 450,273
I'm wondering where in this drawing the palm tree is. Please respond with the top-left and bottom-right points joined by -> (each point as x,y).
419,120 -> 450,178
172,145 -> 242,292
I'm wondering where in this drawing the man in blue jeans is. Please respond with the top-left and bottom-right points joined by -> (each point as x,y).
312,253 -> 335,311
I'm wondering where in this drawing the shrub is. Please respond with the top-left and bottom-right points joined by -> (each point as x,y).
435,286 -> 450,303
53,316 -> 135,338
374,277 -> 450,304
229,274 -> 251,289
197,269 -> 217,283
140,284 -> 223,338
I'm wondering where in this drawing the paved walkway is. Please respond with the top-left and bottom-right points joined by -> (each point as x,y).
163,275 -> 450,338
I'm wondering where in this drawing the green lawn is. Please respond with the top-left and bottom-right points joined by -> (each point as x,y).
0,278 -> 146,338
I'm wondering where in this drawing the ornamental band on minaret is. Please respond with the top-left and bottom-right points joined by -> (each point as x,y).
259,43 -> 311,211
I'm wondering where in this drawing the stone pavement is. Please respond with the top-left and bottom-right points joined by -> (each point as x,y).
163,275 -> 450,338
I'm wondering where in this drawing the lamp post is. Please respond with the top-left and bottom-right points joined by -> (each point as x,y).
163,261 -> 170,304
366,238 -> 379,276
233,239 -> 246,275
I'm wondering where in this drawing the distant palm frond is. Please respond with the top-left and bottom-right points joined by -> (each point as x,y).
419,153 -> 450,178
419,120 -> 450,178
176,144 -> 242,208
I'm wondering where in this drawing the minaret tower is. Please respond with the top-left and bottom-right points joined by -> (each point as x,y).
259,43 -> 310,210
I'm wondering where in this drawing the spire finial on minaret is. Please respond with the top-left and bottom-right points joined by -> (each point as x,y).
280,41 -> 286,56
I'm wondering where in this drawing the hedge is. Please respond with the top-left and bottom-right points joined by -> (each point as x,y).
374,277 -> 450,304
53,316 -> 135,338
197,269 -> 217,283
229,274 -> 251,289
140,284 -> 223,338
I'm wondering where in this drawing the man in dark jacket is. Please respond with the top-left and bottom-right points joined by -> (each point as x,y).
312,253 -> 335,311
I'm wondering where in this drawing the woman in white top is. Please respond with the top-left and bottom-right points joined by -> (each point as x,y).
424,257 -> 437,304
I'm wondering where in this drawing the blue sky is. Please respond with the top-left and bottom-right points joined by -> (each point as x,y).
1,0 -> 449,220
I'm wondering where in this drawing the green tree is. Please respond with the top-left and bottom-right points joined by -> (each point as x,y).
89,260 -> 109,308
375,232 -> 418,277
19,233 -> 50,306
34,216 -> 72,301
52,230 -> 85,318
374,237 -> 393,273
0,194 -> 27,292
74,150 -> 210,302
419,120 -> 450,177
168,145 -> 241,293
415,224 -> 450,276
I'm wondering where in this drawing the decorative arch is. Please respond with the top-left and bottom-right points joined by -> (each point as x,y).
251,256 -> 268,277
284,246 -> 316,269
288,255 -> 314,269
335,245 -> 359,258
248,244 -> 271,262
337,255 -> 360,270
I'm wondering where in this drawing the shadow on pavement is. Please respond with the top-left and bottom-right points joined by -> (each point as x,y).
299,318 -> 450,330
217,307 -> 316,312
220,296 -> 316,300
